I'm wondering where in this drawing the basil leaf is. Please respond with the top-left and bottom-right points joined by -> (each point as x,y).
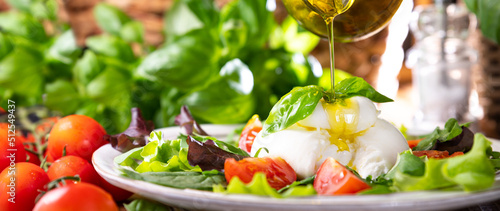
118,167 -> 226,190
221,0 -> 275,49
261,85 -> 324,137
0,32 -> 13,61
181,59 -> 255,124
0,12 -> 47,43
94,3 -> 131,36
120,21 -> 144,43
86,67 -> 131,108
124,199 -> 170,211
6,0 -> 32,12
137,31 -> 219,91
465,0 -> 500,44
85,35 -> 135,62
334,77 -> 393,103
73,50 -> 103,86
280,16 -> 321,55
0,48 -> 44,96
44,80 -> 80,115
46,30 -> 82,65
164,0 -> 219,42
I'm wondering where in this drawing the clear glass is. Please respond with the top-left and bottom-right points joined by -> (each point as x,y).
407,3 -> 479,135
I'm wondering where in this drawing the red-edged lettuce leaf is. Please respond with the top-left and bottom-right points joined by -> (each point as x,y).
175,105 -> 208,135
104,107 -> 155,152
186,135 -> 247,171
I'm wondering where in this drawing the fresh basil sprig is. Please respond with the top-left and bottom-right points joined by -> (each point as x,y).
261,85 -> 324,137
333,77 -> 393,103
261,77 -> 393,137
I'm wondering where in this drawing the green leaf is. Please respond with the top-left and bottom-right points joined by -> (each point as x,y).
318,68 -> 353,91
30,0 -> 58,21
389,134 -> 496,192
120,21 -> 144,43
6,0 -> 32,12
261,85 -> 324,137
46,30 -> 82,64
137,31 -> 219,90
465,0 -> 500,44
164,0 -> 219,42
214,173 -> 316,198
0,32 -> 14,61
44,80 -> 80,115
124,199 -> 170,211
281,16 -> 320,55
85,35 -> 135,62
414,118 -> 465,151
118,167 -> 226,190
464,0 -> 477,13
0,12 -> 47,42
334,77 -> 393,103
73,50 -> 103,86
181,59 -> 255,124
94,3 -> 131,36
220,0 -> 275,49
0,48 -> 44,96
86,67 -> 131,108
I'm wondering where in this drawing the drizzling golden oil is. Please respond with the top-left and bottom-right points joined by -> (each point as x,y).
302,0 -> 354,99
322,98 -> 360,151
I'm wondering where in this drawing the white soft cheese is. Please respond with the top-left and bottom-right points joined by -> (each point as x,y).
251,96 -> 408,179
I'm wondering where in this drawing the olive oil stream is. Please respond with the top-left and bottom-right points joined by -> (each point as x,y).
302,0 -> 354,99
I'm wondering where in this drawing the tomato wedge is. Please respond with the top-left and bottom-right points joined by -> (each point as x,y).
238,114 -> 262,153
224,157 -> 296,190
314,157 -> 371,195
412,150 -> 464,159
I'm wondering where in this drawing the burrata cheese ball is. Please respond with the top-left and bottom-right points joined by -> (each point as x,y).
250,96 -> 409,179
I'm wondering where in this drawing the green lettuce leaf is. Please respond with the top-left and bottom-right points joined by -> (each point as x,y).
124,199 -> 170,211
388,134 -> 496,192
213,173 -> 316,198
115,136 -> 201,173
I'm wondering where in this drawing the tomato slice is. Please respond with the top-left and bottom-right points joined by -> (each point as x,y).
238,115 -> 262,153
412,150 -> 464,159
224,157 -> 296,190
314,157 -> 371,195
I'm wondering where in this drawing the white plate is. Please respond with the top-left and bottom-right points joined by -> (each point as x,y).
92,124 -> 500,211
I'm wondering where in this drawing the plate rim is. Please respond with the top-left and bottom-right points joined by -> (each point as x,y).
92,124 -> 500,211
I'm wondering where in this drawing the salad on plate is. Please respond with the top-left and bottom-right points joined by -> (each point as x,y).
108,77 -> 500,198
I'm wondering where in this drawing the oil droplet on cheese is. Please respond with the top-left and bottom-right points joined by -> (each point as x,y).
322,98 -> 360,151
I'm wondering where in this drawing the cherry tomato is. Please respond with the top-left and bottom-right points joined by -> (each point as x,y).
0,162 -> 50,211
314,157 -> 371,195
33,182 -> 118,211
407,138 -> 423,149
412,150 -> 464,159
224,157 -> 296,190
35,116 -> 60,140
47,155 -> 100,185
0,123 -> 27,171
238,114 -> 262,153
47,115 -> 107,162
98,176 -> 133,201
